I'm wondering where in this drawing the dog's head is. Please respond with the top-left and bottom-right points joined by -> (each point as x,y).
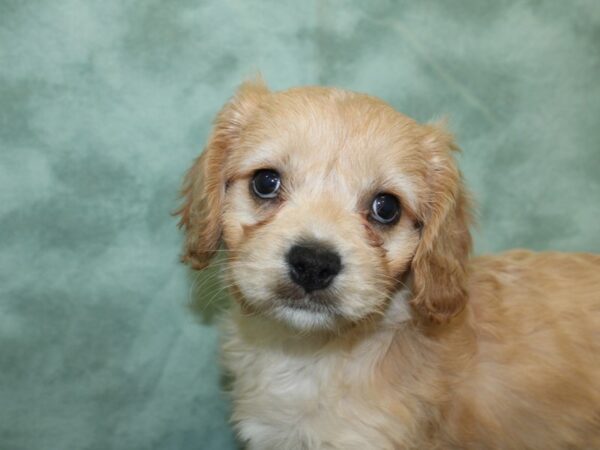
177,80 -> 472,331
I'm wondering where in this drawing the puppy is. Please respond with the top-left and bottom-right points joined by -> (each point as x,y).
177,80 -> 600,449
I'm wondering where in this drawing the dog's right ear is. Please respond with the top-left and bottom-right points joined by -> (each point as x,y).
175,79 -> 269,270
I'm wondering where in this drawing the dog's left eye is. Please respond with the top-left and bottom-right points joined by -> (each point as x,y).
251,169 -> 281,199
370,193 -> 401,225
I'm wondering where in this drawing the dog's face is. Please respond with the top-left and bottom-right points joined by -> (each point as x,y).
177,81 -> 472,331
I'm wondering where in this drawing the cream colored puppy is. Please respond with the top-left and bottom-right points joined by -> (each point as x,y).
177,80 -> 600,450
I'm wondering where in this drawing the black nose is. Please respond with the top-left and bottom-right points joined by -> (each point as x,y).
286,243 -> 342,293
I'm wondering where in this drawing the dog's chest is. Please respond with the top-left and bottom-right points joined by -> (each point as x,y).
222,318 -> 411,449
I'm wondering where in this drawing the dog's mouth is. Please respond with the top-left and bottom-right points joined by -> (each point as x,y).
272,281 -> 339,315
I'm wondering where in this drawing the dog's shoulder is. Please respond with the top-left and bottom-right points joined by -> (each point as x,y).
468,249 -> 600,311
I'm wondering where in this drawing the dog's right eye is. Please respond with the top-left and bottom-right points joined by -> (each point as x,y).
251,169 -> 281,199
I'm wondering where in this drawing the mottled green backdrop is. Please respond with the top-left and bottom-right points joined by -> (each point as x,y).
1,1 -> 599,449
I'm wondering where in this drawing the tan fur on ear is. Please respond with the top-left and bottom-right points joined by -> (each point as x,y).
175,78 -> 269,269
410,123 -> 473,323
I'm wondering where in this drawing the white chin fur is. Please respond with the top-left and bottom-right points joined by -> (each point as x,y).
272,305 -> 335,331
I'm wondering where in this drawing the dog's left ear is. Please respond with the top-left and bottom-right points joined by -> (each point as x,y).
410,123 -> 472,323
175,79 -> 269,269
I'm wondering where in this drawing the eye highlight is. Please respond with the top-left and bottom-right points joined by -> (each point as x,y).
370,193 -> 401,225
251,169 -> 281,199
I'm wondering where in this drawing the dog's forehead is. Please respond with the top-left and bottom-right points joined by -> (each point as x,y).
232,89 -> 425,209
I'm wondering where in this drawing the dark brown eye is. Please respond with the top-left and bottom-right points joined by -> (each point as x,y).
371,193 -> 401,225
251,169 -> 281,199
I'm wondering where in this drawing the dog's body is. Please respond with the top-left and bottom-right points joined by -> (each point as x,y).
177,81 -> 600,449
223,251 -> 600,449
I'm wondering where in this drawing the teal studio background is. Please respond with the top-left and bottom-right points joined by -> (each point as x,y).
1,1 -> 599,449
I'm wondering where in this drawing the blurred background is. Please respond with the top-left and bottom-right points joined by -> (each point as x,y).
1,1 -> 599,449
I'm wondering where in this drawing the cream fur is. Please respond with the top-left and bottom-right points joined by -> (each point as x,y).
177,81 -> 600,449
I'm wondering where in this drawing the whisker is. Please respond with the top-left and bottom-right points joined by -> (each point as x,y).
198,282 -> 238,313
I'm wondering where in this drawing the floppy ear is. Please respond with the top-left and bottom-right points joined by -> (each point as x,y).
175,79 -> 269,270
410,123 -> 472,323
